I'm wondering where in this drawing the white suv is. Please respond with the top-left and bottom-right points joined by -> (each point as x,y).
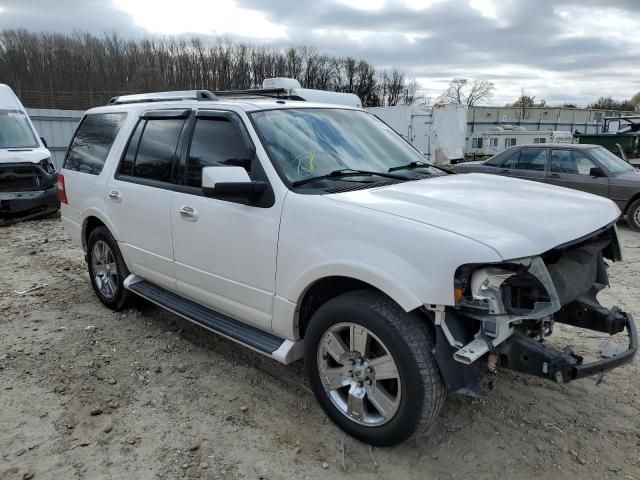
60,88 -> 637,446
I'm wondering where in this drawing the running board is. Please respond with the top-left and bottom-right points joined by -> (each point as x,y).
123,275 -> 302,363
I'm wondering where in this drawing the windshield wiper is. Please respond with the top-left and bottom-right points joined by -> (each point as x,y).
292,168 -> 406,187
388,160 -> 455,174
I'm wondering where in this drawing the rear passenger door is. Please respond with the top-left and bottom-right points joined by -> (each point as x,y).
546,149 -> 610,197
170,110 -> 280,331
497,147 -> 548,182
104,109 -> 189,291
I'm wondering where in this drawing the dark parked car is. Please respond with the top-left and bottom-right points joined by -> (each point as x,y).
455,144 -> 640,231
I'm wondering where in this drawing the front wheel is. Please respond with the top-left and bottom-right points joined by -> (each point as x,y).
304,290 -> 446,446
627,198 -> 640,232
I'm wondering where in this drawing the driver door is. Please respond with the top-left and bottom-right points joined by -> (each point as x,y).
170,111 -> 282,331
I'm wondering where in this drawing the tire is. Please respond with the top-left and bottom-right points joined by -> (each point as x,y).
304,290 -> 446,446
627,198 -> 640,232
86,226 -> 133,310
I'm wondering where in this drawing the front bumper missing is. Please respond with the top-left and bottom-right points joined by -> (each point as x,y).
433,299 -> 637,395
495,299 -> 637,383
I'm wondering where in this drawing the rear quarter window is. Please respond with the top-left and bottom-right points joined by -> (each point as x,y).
64,113 -> 126,175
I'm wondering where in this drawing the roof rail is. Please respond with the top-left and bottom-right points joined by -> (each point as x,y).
213,88 -> 290,98
108,90 -> 217,105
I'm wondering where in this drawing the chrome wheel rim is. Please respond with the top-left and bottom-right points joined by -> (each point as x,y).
317,322 -> 401,426
634,206 -> 640,227
91,240 -> 118,299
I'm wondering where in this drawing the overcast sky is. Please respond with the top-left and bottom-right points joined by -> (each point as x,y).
0,0 -> 638,105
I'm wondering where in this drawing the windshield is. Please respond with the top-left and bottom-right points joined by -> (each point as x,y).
589,146 -> 635,175
0,109 -> 38,148
251,108 -> 439,185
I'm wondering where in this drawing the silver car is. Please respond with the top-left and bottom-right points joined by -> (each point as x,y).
456,144 -> 640,231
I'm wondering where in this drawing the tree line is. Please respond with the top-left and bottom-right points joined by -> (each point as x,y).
0,29 -> 420,110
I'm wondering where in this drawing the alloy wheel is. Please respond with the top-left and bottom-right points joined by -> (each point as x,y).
317,322 -> 401,426
91,240 -> 118,299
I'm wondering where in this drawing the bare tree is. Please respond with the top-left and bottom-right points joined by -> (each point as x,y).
439,78 -> 494,106
0,29 -> 415,109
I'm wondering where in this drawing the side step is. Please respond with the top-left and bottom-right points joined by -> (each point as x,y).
124,275 -> 290,357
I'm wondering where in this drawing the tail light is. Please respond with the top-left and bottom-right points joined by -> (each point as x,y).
57,173 -> 68,204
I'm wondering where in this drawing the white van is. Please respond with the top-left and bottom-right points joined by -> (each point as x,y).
0,84 -> 58,224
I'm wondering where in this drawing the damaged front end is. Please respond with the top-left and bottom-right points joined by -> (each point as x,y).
0,160 -> 59,225
432,224 -> 637,396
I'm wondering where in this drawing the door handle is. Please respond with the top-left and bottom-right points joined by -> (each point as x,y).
549,173 -> 560,178
179,205 -> 199,222
108,190 -> 122,201
499,169 -> 510,174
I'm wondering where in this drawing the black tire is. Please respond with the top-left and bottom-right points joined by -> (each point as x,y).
304,290 -> 446,446
627,198 -> 640,232
86,226 -> 132,310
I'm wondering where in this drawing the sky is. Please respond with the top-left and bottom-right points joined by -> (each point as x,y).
0,0 -> 638,106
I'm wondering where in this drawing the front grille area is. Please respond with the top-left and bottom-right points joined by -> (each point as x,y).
0,164 -> 44,191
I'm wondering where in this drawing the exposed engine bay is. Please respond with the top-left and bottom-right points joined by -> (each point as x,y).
431,223 -> 637,395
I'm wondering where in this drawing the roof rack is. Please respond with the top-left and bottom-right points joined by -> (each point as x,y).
213,88 -> 289,98
108,90 -> 217,105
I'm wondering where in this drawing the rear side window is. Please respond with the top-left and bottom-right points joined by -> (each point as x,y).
119,118 -> 185,183
64,113 -> 126,175
187,117 -> 249,187
501,148 -> 547,171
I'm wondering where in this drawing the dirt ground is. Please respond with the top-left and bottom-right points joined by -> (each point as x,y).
1,216 -> 639,480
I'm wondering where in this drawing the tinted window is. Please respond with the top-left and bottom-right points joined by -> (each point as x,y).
119,120 -> 145,176
501,153 -> 519,169
64,113 -> 126,174
129,119 -> 184,182
501,148 -> 546,171
518,148 -> 547,171
187,117 -> 248,187
551,150 -> 597,175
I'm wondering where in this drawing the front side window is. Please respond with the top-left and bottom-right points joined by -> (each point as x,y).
251,108 -> 441,185
120,118 -> 185,182
186,117 -> 248,187
550,150 -> 597,175
64,113 -> 126,174
0,110 -> 38,148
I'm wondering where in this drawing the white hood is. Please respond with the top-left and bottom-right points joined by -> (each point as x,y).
0,147 -> 51,165
327,173 -> 620,260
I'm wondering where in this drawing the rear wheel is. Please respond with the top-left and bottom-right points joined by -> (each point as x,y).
87,226 -> 132,310
304,290 -> 446,446
627,198 -> 640,232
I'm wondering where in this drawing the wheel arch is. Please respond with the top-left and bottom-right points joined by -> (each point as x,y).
294,270 -> 425,340
624,192 -> 640,215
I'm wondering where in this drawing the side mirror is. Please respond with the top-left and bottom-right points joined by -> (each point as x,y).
590,167 -> 606,177
201,166 -> 266,198
40,136 -> 48,148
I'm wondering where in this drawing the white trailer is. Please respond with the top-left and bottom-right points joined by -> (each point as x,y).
466,127 -> 573,157
367,104 -> 468,164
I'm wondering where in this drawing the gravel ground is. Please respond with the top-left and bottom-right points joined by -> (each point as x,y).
1,215 -> 639,480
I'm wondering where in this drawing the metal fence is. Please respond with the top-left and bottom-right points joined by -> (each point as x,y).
26,108 -> 85,169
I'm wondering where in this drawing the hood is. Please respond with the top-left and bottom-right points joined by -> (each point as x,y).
0,147 -> 51,165
326,173 -> 620,260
